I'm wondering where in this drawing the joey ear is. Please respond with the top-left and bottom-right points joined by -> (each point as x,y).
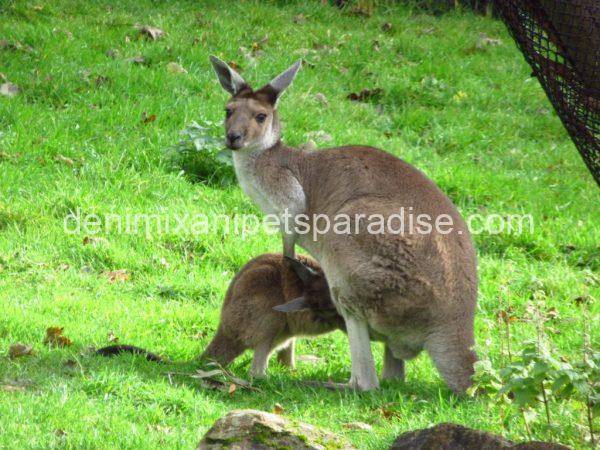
273,297 -> 309,313
258,60 -> 302,105
284,256 -> 318,284
209,55 -> 249,96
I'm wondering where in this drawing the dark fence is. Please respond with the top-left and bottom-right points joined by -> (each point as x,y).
495,0 -> 599,184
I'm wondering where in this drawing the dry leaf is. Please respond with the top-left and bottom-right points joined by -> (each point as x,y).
228,383 -> 237,394
166,62 -> 187,74
343,422 -> 373,431
9,343 -> 33,359
228,60 -> 242,72
273,403 -> 285,414
44,327 -> 73,347
107,331 -> 119,343
148,424 -> 172,434
0,82 -> 19,98
105,269 -> 130,283
53,154 -> 74,166
293,14 -> 306,24
82,236 -> 108,246
137,25 -> 164,40
141,112 -> 156,124
128,55 -> 148,65
105,49 -> 119,59
347,88 -> 383,102
314,92 -> 328,106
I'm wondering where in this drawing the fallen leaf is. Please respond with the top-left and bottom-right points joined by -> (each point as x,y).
343,422 -> 373,431
273,403 -> 285,414
382,22 -> 393,32
347,88 -> 383,102
106,49 -> 119,59
478,33 -> 502,47
53,154 -> 74,166
141,112 -> 156,124
82,236 -> 108,246
9,343 -> 34,359
94,75 -> 110,86
228,61 -> 242,72
372,40 -> 381,52
452,90 -> 468,103
43,327 -> 73,347
166,62 -> 187,74
105,269 -> 130,283
0,82 -> 19,98
228,383 -> 237,394
148,424 -> 172,434
378,404 -> 402,420
314,92 -> 328,106
137,25 -> 164,40
293,14 -> 306,24
32,5 -> 43,11
128,55 -> 148,65
107,331 -> 119,343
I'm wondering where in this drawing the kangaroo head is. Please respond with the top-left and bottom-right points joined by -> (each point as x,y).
273,256 -> 337,316
209,56 -> 301,151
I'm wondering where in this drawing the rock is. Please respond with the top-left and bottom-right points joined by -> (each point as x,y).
390,423 -> 570,450
198,409 -> 356,450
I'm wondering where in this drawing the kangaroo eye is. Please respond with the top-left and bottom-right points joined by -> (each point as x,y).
225,108 -> 233,118
256,113 -> 267,123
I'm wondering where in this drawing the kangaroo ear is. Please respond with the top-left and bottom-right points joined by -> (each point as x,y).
259,60 -> 302,105
209,55 -> 248,96
273,297 -> 309,313
285,256 -> 318,284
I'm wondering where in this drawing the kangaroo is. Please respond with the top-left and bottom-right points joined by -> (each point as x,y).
202,253 -> 345,377
209,56 -> 478,393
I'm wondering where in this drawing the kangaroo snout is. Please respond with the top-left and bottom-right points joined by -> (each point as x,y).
226,131 -> 243,149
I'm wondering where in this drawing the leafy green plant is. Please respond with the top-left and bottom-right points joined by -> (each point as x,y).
167,120 -> 236,187
471,302 -> 598,446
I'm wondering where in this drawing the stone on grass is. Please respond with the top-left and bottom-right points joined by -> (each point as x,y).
390,423 -> 570,450
198,409 -> 356,450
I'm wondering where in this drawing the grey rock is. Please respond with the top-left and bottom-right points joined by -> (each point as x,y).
198,409 -> 355,450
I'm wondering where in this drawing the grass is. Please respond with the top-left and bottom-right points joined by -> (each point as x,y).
0,0 -> 598,448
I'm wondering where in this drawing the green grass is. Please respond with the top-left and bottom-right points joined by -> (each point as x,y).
0,1 -> 598,448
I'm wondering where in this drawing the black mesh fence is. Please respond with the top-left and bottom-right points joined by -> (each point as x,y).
495,0 -> 600,185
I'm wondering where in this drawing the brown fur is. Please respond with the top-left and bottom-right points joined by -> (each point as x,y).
201,254 -> 344,377
210,58 -> 478,393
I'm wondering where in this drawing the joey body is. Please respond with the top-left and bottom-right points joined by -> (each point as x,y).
202,253 -> 344,378
210,57 -> 478,393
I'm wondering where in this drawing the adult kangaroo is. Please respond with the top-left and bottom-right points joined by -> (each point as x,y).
209,56 -> 478,393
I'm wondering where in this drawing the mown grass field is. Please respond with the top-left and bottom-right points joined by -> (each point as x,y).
0,1 -> 598,448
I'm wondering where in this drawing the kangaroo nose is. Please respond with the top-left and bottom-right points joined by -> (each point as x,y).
227,132 -> 241,143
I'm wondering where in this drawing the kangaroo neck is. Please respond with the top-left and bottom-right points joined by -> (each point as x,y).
231,140 -> 303,215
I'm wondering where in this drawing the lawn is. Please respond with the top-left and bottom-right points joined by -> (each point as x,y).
0,0 -> 598,448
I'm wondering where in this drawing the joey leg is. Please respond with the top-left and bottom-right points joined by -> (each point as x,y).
382,344 -> 405,381
276,339 -> 295,369
250,342 -> 273,378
